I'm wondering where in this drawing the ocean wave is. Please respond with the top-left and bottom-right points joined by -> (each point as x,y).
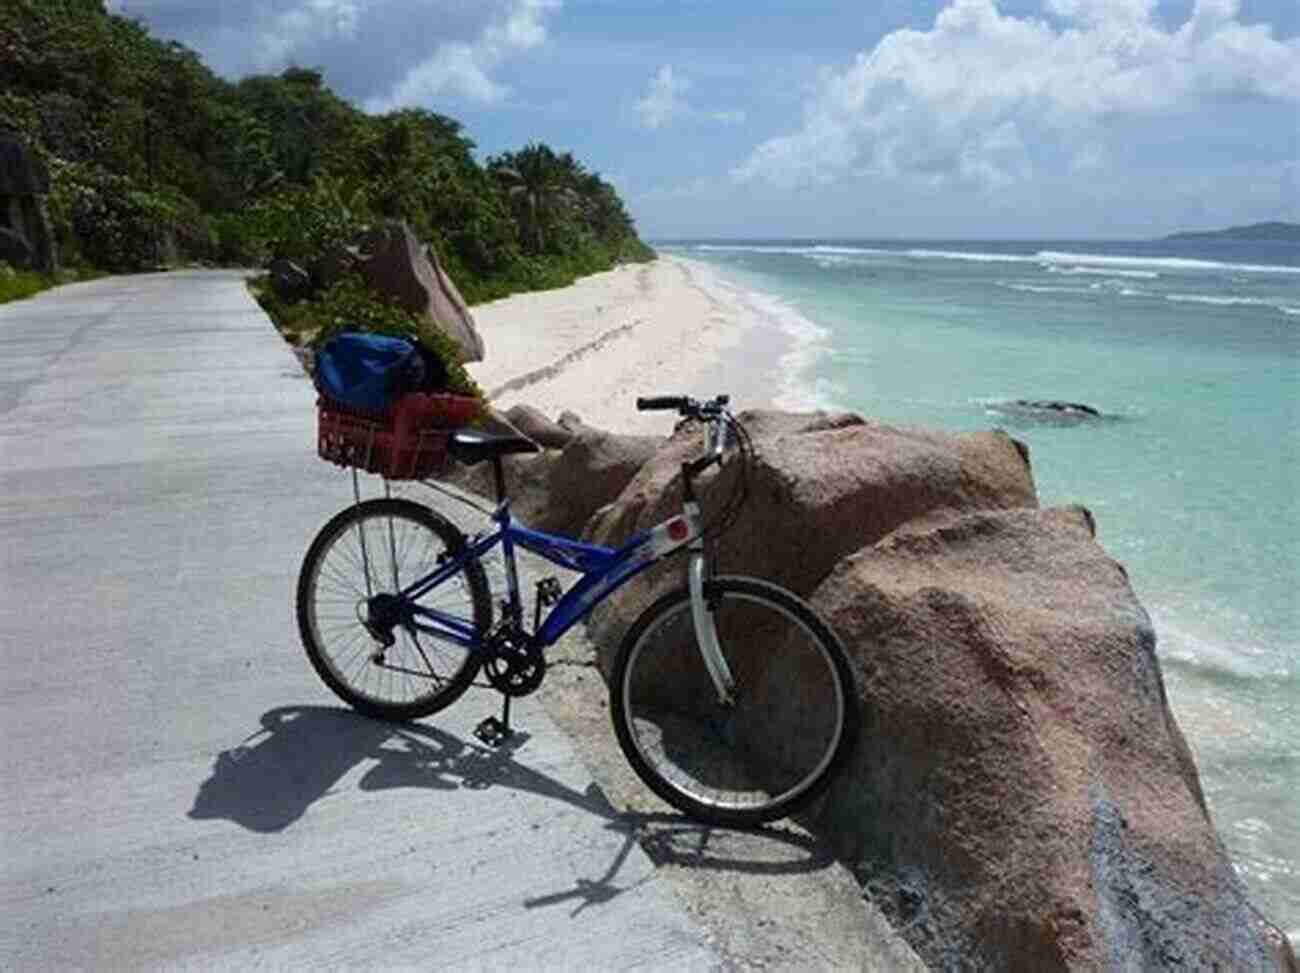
810,245 -> 897,256
1000,282 -> 1097,295
808,253 -> 864,269
905,248 -> 1035,264
774,374 -> 848,412
998,280 -> 1300,312
1165,293 -> 1300,315
729,285 -> 836,412
1036,250 -> 1300,275
688,242 -> 1300,277
680,242 -> 1300,275
1048,265 -> 1159,279
690,243 -> 902,267
911,247 -> 1300,275
998,278 -> 1146,297
1153,613 -> 1296,684
691,243 -> 811,254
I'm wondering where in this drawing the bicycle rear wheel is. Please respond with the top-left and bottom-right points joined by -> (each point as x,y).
610,576 -> 858,826
297,498 -> 491,721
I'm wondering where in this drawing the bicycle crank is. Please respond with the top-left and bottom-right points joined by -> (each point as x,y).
483,627 -> 546,697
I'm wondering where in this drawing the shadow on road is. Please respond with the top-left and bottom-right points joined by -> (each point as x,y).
190,704 -> 835,912
189,705 -> 577,832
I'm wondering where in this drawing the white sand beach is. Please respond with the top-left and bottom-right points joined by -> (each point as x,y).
467,255 -> 779,435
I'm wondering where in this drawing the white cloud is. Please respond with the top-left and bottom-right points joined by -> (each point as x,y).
636,65 -> 690,129
106,0 -> 560,109
373,44 -> 509,107
370,0 -> 557,109
635,65 -> 746,130
734,0 -> 1300,191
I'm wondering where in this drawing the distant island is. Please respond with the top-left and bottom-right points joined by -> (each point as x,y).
1162,221 -> 1300,242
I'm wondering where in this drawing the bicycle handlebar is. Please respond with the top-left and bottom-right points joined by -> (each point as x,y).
636,394 -> 748,536
636,394 -> 730,417
636,395 -> 689,412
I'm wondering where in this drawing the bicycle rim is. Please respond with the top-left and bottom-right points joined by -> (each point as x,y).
299,500 -> 488,718
613,578 -> 855,824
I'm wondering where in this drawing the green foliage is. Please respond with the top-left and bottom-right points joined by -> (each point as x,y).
0,264 -> 51,302
0,262 -> 103,303
45,159 -> 204,270
241,178 -> 363,265
253,272 -> 481,400
488,142 -> 645,263
0,0 -> 654,291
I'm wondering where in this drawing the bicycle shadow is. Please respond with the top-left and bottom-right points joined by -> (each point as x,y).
188,704 -> 602,833
189,704 -> 835,914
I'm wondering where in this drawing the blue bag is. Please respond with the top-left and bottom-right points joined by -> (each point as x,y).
315,332 -> 446,413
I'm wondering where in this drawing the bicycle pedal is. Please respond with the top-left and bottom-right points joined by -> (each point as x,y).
474,716 -> 514,748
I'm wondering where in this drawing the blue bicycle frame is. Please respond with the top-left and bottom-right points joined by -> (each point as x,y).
394,498 -> 698,653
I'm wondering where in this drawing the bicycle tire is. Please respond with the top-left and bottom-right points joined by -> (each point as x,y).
610,576 -> 858,826
296,498 -> 491,721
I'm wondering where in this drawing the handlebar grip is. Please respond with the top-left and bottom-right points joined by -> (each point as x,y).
636,396 -> 689,412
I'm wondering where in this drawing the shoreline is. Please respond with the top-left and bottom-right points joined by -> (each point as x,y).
460,256 -> 930,965
467,255 -> 805,433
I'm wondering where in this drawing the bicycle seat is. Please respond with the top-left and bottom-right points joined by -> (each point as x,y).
448,430 -> 540,466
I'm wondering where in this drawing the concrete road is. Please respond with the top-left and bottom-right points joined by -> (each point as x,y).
0,272 -> 717,969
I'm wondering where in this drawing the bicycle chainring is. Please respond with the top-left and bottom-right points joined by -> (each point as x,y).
483,627 -> 546,697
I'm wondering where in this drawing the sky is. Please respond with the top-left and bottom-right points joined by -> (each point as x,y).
107,0 -> 1299,240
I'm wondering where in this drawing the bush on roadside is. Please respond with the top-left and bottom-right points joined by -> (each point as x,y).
242,179 -> 363,267
251,270 -> 482,401
0,263 -> 49,302
46,160 -> 205,271
0,262 -> 105,304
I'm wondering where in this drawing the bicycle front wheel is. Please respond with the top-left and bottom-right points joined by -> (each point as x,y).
297,498 -> 491,721
610,576 -> 858,826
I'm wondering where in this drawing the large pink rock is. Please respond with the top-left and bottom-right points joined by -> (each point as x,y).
353,222 -> 485,362
807,506 -> 1297,970
585,410 -> 1037,673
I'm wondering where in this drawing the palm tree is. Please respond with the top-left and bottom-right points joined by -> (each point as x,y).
489,142 -> 576,255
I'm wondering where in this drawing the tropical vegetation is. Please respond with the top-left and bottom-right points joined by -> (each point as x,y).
0,0 -> 653,309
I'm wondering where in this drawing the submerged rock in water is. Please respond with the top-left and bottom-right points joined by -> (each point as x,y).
985,399 -> 1107,427
1018,399 -> 1101,417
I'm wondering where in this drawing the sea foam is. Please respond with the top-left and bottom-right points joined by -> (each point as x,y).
1165,294 -> 1300,315
1036,251 -> 1300,275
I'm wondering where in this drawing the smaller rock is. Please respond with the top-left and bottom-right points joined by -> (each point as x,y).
268,258 -> 312,303
558,410 -> 588,432
308,244 -> 357,290
476,406 -> 529,440
352,222 -> 485,362
505,405 -> 575,450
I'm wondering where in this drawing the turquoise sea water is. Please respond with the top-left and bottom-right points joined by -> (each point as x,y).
662,238 -> 1300,940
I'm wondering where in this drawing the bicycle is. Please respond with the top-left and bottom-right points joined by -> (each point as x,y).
296,394 -> 859,826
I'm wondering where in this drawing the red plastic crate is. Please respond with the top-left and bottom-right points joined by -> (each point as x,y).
316,393 -> 478,480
